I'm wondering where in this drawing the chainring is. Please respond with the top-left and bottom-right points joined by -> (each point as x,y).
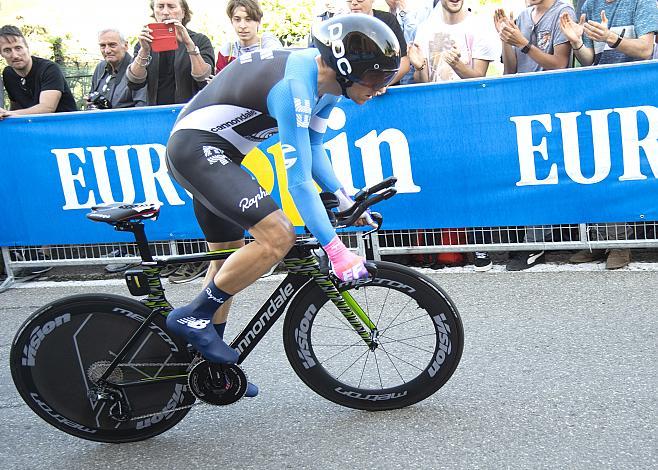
188,360 -> 248,406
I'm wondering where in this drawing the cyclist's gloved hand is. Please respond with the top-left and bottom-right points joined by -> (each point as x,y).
334,188 -> 377,228
323,235 -> 369,281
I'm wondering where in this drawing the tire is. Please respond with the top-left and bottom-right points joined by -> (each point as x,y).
10,294 -> 195,443
283,261 -> 463,411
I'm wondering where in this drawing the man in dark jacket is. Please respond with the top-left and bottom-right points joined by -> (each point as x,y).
89,28 -> 147,109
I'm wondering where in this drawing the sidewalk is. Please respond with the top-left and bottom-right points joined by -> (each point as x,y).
3,249 -> 658,286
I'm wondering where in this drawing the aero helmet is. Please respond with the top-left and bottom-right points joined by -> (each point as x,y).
312,13 -> 401,97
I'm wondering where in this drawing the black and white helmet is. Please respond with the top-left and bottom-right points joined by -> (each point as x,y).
312,13 -> 401,95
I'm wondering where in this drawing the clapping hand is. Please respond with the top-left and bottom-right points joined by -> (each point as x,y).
560,11 -> 586,44
443,46 -> 461,68
583,10 -> 612,43
497,11 -> 527,48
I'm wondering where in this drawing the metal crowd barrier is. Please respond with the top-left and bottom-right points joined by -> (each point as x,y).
2,222 -> 657,291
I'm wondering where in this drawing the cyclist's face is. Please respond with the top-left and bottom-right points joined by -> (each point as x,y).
231,6 -> 260,46
346,82 -> 383,105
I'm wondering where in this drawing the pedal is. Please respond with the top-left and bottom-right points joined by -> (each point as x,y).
188,360 -> 247,406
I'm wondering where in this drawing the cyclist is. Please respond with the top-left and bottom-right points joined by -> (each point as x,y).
165,14 -> 401,396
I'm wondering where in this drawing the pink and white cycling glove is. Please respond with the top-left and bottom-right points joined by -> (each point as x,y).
323,235 -> 369,281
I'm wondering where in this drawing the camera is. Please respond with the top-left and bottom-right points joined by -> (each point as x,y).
87,91 -> 111,110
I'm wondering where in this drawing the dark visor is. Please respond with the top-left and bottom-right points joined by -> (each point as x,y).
355,69 -> 398,90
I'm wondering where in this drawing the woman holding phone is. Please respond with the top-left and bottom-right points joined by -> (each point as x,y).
127,0 -> 215,106
127,0 -> 216,283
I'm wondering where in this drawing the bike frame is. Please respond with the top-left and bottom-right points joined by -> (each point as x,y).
98,223 -> 377,387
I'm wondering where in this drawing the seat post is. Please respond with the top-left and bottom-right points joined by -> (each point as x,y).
116,222 -> 154,263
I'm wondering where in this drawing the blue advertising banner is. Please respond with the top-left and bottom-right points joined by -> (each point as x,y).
1,60 -> 657,246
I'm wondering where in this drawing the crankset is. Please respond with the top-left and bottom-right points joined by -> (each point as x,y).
188,360 -> 248,406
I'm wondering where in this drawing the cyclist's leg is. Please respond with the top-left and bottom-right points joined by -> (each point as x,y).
212,211 -> 294,293
193,198 -> 245,325
166,130 -> 295,363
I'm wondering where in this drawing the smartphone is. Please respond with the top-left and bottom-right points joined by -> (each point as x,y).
149,23 -> 178,52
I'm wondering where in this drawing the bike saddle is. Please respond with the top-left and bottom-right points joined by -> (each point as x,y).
86,203 -> 161,224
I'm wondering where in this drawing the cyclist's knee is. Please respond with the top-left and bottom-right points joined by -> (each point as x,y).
267,222 -> 295,260
253,213 -> 295,260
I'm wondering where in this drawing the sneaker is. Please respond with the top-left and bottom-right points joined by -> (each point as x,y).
473,252 -> 492,272
606,249 -> 631,270
505,251 -> 545,271
169,262 -> 209,284
160,264 -> 180,277
103,248 -> 135,273
12,250 -> 52,276
569,249 -> 606,263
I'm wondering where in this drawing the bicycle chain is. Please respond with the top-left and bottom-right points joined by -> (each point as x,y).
93,361 -> 206,421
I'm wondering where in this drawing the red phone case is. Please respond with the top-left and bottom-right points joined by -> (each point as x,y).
149,23 -> 178,52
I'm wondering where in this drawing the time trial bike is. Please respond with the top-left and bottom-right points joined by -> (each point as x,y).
10,177 -> 463,443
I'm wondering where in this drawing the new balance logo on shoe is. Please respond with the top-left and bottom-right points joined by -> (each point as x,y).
176,317 -> 210,329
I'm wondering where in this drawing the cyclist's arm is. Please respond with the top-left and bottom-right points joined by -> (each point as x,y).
309,101 -> 342,193
268,78 -> 338,246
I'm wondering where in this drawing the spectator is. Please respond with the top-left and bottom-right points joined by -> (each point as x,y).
87,28 -> 147,109
126,0 -> 215,282
560,0 -> 658,269
316,0 -> 337,22
0,25 -> 76,118
126,0 -> 214,106
346,0 -> 411,85
385,0 -> 438,83
493,0 -> 576,271
1,24 -> 77,277
408,0 -> 500,271
216,0 -> 282,74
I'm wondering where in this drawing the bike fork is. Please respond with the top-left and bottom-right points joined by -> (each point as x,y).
285,252 -> 378,349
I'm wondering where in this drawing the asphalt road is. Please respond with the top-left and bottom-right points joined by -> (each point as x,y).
0,270 -> 656,470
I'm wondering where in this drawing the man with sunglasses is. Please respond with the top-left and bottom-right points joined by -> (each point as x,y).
164,14 -> 400,395
0,25 -> 76,119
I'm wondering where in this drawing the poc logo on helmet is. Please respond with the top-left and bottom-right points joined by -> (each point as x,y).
328,23 -> 352,76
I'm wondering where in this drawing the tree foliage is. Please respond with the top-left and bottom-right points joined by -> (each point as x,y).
260,0 -> 316,47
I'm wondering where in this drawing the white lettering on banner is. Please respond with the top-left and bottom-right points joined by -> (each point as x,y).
355,129 -> 421,193
88,146 -> 136,204
50,108 -> 418,212
557,110 -> 612,185
133,144 -> 185,205
325,107 -> 420,194
617,106 -> 658,181
511,113 -> 557,186
51,144 -> 185,210
52,147 -> 95,209
512,106 -> 658,186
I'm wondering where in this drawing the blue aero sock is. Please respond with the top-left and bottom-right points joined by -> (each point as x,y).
166,284 -> 239,364
214,322 -> 226,338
